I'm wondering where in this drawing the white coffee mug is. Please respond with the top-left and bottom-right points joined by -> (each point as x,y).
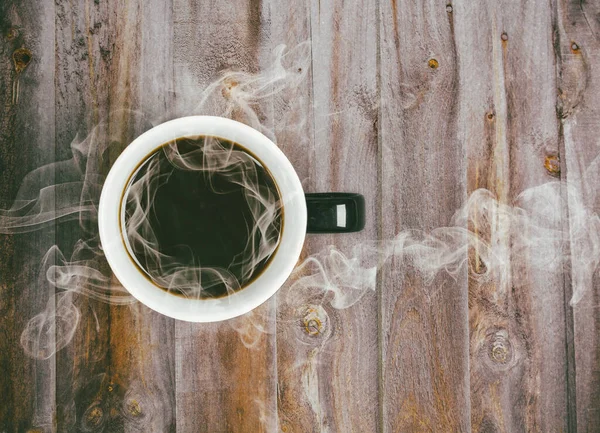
98,116 -> 364,322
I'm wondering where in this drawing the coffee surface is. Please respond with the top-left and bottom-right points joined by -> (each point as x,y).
124,136 -> 283,298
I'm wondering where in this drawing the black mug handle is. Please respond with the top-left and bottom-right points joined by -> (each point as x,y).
305,193 -> 365,233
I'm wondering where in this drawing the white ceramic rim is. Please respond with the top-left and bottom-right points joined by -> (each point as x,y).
98,116 -> 307,322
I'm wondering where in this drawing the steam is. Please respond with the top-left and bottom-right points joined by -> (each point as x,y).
20,242 -> 133,360
4,112 -> 141,359
1,42 -> 311,358
124,136 -> 282,298
1,40 -> 599,363
178,42 -> 311,140
120,42 -> 312,298
285,182 -> 600,311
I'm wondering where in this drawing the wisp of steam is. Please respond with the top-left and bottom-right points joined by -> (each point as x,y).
0,41 -> 599,362
124,136 -> 282,298
284,182 -> 600,312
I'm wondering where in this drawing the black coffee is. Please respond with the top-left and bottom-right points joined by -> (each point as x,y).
123,136 -> 283,299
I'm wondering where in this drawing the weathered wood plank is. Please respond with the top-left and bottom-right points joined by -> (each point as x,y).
555,0 -> 600,430
379,0 -> 471,431
54,0 -> 176,431
54,0 -> 112,427
454,0 -> 570,430
275,0 -> 380,431
106,3 -> 178,431
3,1 -> 597,431
266,1 -> 317,431
172,1 -> 278,431
0,0 -> 56,431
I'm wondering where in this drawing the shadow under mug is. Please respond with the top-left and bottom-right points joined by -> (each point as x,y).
98,116 -> 365,322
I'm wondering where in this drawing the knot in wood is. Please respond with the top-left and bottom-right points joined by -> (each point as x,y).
13,47 -> 32,74
127,399 -> 142,417
83,404 -> 104,428
544,154 -> 561,177
221,80 -> 239,98
472,256 -> 487,275
303,309 -> 324,336
491,342 -> 508,363
5,27 -> 18,41
488,330 -> 512,364
298,305 -> 331,342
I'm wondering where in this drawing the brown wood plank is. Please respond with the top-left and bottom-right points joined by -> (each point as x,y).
555,0 -> 600,430
54,0 -> 176,431
275,0 -> 380,431
0,0 -> 56,431
54,0 -> 112,428
454,0 -> 570,430
106,3 -> 178,431
172,1 -> 278,431
379,0 -> 471,431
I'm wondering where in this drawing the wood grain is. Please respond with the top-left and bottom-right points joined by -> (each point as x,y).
555,0 -> 600,431
379,0 -> 471,431
275,0 -> 380,431
269,1 -> 319,432
172,1 -> 278,431
54,0 -> 176,431
2,0 -> 600,431
53,0 -> 112,428
454,0 -> 570,430
0,0 -> 56,431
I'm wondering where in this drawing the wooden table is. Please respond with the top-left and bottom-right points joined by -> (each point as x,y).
1,0 -> 599,431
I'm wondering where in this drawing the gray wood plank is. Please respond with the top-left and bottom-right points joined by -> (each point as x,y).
54,0 -> 176,431
275,0 -> 380,431
172,1 -> 278,431
454,0 -> 570,430
3,1 -> 594,431
555,0 -> 600,430
379,0 -> 471,431
0,0 -> 56,431
268,1 -> 318,431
